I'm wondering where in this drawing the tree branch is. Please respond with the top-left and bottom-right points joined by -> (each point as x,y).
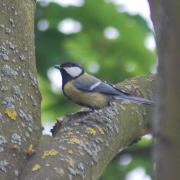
21,75 -> 155,180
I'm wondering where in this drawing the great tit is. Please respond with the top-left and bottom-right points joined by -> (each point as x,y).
55,62 -> 153,109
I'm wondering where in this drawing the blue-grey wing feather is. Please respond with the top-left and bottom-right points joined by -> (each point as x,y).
89,82 -> 124,95
73,74 -> 126,95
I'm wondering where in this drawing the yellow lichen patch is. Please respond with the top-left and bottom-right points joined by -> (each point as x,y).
42,149 -> 59,158
83,135 -> 88,141
4,108 -> 17,120
83,134 -> 88,140
25,144 -> 35,155
32,164 -> 41,171
66,131 -> 73,135
69,137 -> 80,144
97,127 -> 105,135
68,150 -> 73,154
87,127 -> 96,136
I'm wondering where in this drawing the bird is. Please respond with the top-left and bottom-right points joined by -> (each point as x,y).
54,62 -> 153,109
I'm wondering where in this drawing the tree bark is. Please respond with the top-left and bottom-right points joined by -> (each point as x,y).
148,0 -> 180,180
21,75 -> 155,180
0,0 -> 41,179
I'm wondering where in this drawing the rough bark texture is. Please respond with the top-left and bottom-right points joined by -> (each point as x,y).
148,0 -> 180,179
21,76 -> 155,180
0,0 -> 41,179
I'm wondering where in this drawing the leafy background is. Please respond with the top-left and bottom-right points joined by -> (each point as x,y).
35,0 -> 156,179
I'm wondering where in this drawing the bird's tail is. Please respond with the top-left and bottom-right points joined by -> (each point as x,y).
114,95 -> 154,105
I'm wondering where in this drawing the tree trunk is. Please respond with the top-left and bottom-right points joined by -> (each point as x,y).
0,0 -> 41,179
148,0 -> 180,179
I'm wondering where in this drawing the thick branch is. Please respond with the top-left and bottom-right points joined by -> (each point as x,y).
21,75 -> 155,180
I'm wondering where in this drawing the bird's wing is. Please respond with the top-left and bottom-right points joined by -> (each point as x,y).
73,73 -> 127,95
73,73 -> 153,105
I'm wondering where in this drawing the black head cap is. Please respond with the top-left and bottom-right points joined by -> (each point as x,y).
54,62 -> 84,85
54,62 -> 82,70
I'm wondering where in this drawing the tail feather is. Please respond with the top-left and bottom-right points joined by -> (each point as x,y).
114,95 -> 154,105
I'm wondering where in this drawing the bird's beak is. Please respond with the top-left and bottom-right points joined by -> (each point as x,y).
54,65 -> 61,69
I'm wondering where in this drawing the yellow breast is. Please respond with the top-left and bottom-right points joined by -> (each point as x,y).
64,82 -> 108,109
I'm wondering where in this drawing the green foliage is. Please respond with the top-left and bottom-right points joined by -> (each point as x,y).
35,0 -> 155,179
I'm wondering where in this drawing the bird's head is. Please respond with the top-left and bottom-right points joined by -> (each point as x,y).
55,62 -> 84,80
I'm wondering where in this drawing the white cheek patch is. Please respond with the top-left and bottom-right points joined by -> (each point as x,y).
64,67 -> 82,77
